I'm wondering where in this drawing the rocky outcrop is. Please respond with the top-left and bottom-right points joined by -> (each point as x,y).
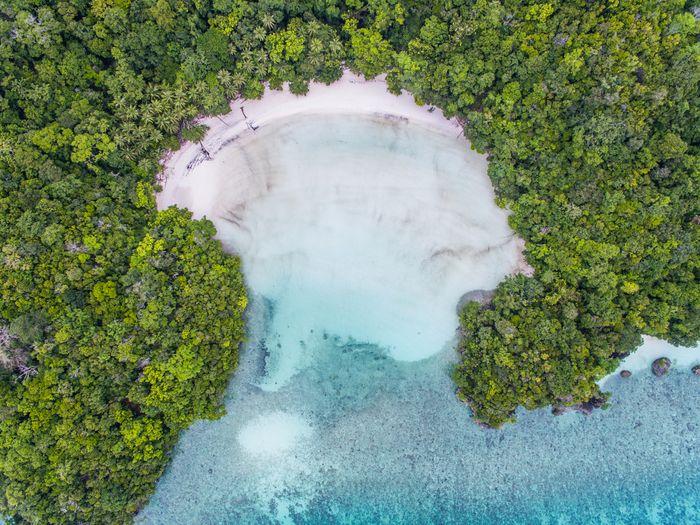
552,395 -> 606,416
652,357 -> 671,377
456,289 -> 495,313
620,370 -> 632,378
692,365 -> 700,376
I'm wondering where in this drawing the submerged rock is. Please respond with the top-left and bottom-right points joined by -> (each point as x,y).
576,396 -> 606,415
652,357 -> 671,377
620,370 -> 632,378
552,406 -> 569,416
692,365 -> 700,376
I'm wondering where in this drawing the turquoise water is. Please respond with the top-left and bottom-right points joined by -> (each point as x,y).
161,113 -> 523,386
143,112 -> 699,524
138,295 -> 700,525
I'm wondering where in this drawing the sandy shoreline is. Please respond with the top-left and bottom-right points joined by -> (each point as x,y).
157,71 -> 533,277
156,70 -> 535,376
154,72 -> 700,382
158,71 -> 464,195
155,68 -> 696,399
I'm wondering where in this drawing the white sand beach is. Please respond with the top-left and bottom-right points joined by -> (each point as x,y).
158,71 -> 464,193
142,71 -> 700,525
157,72 -> 530,389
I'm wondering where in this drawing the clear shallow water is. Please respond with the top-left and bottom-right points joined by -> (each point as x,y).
160,112 -> 524,389
139,295 -> 699,524
144,112 -> 700,524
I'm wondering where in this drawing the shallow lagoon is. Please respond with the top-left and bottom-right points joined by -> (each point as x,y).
146,100 -> 700,524
159,110 -> 525,389
139,305 -> 699,524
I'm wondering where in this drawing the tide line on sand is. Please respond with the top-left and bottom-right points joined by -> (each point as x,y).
158,71 -> 464,189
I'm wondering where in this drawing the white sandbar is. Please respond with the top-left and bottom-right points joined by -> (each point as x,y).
237,412 -> 313,456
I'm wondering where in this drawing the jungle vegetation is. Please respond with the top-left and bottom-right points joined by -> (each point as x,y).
0,0 -> 697,522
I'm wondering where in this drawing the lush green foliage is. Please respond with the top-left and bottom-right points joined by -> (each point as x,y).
0,0 -> 697,521
387,0 -> 699,427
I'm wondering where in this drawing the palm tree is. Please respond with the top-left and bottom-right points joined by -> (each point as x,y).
306,20 -> 322,36
328,38 -> 344,57
253,26 -> 267,42
238,55 -> 255,78
261,13 -> 276,31
254,50 -> 269,76
124,105 -> 139,122
230,72 -> 247,93
309,38 -> 324,56
141,106 -> 155,126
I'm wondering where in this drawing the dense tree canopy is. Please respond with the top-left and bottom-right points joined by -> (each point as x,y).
396,0 -> 699,426
0,0 -> 697,521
